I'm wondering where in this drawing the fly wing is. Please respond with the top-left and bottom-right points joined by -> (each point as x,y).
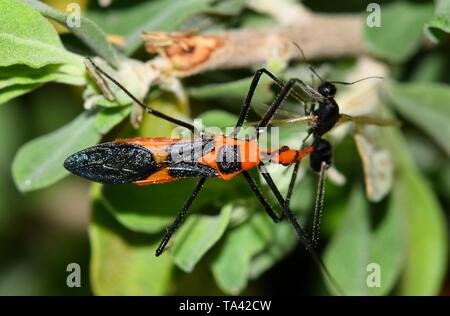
64,142 -> 160,184
338,114 -> 401,127
252,103 -> 304,120
249,103 -> 316,125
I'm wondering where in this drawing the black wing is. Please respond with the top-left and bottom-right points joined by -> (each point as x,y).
64,142 -> 160,184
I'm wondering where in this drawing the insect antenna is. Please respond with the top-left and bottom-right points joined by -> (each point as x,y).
329,76 -> 384,86
292,42 -> 324,83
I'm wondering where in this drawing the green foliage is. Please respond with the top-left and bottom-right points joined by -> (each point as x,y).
364,2 -> 433,63
100,178 -> 238,234
0,0 -> 82,68
385,82 -> 450,157
425,0 -> 450,43
2,0 -> 449,296
87,0 -> 220,55
18,0 -> 119,67
324,186 -> 405,295
90,189 -> 174,295
381,122 -> 448,295
172,204 -> 232,273
0,0 -> 84,105
12,112 -> 101,192
211,212 -> 274,294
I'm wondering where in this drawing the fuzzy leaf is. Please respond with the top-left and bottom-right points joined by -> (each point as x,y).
211,213 -> 273,294
12,111 -> 101,192
380,108 -> 447,295
425,0 -> 450,43
18,0 -> 119,67
385,81 -> 450,157
0,0 -> 82,68
324,186 -> 405,295
90,194 -> 173,295
364,2 -> 433,63
171,204 -> 232,272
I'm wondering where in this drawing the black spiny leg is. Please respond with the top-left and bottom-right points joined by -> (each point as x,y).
258,163 -> 311,246
284,159 -> 301,209
242,171 -> 282,223
230,68 -> 307,137
311,161 -> 327,248
257,162 -> 343,295
155,177 -> 207,256
256,78 -> 323,133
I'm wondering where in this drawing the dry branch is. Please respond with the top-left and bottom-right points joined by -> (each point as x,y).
142,2 -> 364,77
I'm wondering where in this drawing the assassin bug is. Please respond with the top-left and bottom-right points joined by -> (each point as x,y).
64,57 -> 343,293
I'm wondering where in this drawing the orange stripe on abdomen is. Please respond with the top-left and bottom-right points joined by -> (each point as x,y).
133,169 -> 177,185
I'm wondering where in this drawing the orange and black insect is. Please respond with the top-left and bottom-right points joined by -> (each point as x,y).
65,136 -> 311,186
64,58 -> 344,293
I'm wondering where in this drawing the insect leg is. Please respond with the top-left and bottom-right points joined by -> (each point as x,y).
230,68 -> 307,136
284,159 -> 301,209
258,162 -> 310,244
257,162 -> 343,295
256,78 -> 323,131
241,171 -> 283,223
311,161 -> 327,248
85,57 -> 198,134
155,177 -> 207,256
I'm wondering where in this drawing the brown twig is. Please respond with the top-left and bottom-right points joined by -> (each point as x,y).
142,2 -> 364,77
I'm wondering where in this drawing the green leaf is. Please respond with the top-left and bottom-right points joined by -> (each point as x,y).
206,0 -> 246,15
100,178 -> 244,234
87,0 -> 243,39
18,0 -> 119,67
95,106 -> 131,134
90,192 -> 173,295
0,83 -> 41,106
368,187 -> 407,296
0,0 -> 82,68
380,107 -> 447,295
385,81 -> 450,157
425,0 -> 450,43
124,0 -> 215,55
324,186 -> 405,295
248,221 -> 297,279
211,213 -> 273,294
12,111 -> 101,192
0,64 -> 84,106
198,110 -> 238,133
396,171 -> 447,295
324,188 -> 369,295
171,203 -> 232,272
0,64 -> 84,90
86,2 -> 170,37
409,53 -> 447,82
364,2 -> 433,63
189,76 -> 272,109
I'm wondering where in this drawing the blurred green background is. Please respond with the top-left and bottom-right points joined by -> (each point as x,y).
0,0 -> 449,295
